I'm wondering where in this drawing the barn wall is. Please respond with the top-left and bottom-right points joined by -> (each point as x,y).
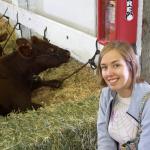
141,0 -> 150,82
16,0 -> 97,36
0,0 -> 99,63
0,0 -> 144,65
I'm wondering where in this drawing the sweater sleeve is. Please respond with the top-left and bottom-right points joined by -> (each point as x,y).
138,99 -> 150,150
97,89 -> 117,150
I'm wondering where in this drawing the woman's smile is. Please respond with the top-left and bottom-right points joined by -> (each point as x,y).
107,77 -> 119,85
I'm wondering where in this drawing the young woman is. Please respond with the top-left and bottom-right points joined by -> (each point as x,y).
97,41 -> 150,150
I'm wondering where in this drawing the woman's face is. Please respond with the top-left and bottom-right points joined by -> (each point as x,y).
100,49 -> 132,97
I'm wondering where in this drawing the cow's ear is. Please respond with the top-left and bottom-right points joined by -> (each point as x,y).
18,44 -> 33,58
31,36 -> 39,44
16,38 -> 29,47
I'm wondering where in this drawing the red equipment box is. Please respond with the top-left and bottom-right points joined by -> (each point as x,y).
97,0 -> 138,45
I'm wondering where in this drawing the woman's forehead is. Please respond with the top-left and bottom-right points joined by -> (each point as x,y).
101,49 -> 124,62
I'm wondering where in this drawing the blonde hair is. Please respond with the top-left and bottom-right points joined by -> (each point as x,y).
97,41 -> 141,87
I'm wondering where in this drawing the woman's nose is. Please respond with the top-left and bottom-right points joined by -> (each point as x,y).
106,67 -> 114,76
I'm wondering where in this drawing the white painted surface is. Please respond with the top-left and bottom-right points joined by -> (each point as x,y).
41,0 -> 97,36
0,0 -> 143,65
13,0 -> 97,36
0,0 -> 99,64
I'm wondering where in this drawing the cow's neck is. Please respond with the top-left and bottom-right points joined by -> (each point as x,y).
1,52 -> 33,79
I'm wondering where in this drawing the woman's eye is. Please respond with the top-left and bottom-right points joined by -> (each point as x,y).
101,66 -> 107,70
113,64 -> 120,68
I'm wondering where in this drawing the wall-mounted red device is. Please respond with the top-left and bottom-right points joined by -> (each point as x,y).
97,0 -> 138,45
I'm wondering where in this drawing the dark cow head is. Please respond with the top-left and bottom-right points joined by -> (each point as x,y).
16,36 -> 70,75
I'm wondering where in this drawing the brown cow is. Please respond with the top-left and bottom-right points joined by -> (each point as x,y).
0,36 -> 70,116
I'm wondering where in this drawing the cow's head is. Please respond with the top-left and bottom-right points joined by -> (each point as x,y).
16,36 -> 70,75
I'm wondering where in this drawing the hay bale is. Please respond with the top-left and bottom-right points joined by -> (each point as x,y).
0,58 -> 100,149
0,96 -> 98,150
32,58 -> 100,105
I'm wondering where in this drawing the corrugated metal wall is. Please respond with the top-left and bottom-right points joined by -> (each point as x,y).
141,0 -> 150,83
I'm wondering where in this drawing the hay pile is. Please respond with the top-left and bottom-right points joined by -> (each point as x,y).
0,96 -> 98,150
0,58 -> 101,149
0,17 -> 16,54
32,58 -> 100,105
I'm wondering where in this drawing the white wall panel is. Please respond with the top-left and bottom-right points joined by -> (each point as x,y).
41,0 -> 97,36
0,0 -> 99,63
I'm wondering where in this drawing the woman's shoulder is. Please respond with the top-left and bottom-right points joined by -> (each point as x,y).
132,82 -> 150,103
134,81 -> 150,93
99,87 -> 114,110
100,86 -> 116,101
